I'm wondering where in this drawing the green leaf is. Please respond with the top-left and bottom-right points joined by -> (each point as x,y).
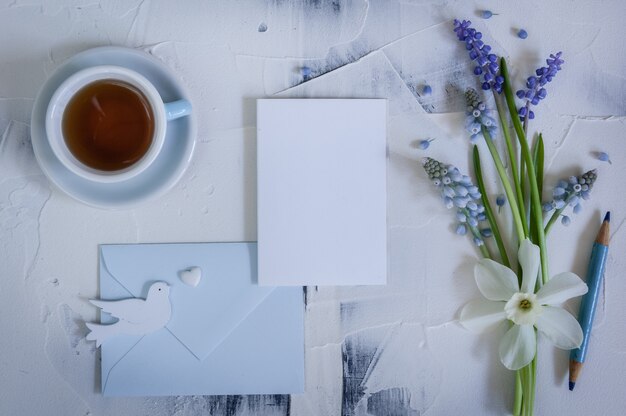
501,57 -> 549,285
533,134 -> 544,201
473,146 -> 511,267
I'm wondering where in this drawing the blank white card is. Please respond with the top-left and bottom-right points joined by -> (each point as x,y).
257,99 -> 387,286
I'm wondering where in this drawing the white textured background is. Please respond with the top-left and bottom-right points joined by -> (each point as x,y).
1,1 -> 624,415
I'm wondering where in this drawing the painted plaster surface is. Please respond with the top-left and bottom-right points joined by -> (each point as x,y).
0,1 -> 625,415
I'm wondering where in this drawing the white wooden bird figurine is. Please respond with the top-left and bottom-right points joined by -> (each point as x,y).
86,281 -> 171,347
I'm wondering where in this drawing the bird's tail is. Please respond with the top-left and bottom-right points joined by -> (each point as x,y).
85,322 -> 116,348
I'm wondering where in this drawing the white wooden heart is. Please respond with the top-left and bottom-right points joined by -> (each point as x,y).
179,266 -> 202,287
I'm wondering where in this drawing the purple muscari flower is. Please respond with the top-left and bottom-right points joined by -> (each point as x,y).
465,88 -> 498,142
453,19 -> 504,93
421,157 -> 490,241
515,52 -> 564,121
544,169 -> 598,225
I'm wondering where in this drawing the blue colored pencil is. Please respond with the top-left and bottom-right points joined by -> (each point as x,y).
569,211 -> 610,391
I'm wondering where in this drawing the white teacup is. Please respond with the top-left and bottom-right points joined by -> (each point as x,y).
46,65 -> 191,183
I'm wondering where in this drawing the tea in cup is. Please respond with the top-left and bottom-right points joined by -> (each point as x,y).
46,65 -> 191,183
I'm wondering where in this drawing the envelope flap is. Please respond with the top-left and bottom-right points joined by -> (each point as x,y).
100,242 -> 273,361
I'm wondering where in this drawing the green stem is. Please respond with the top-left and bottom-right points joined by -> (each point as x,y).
513,371 -> 523,416
524,364 -> 533,416
493,92 -> 528,236
528,135 -> 543,245
501,58 -> 549,285
530,356 -> 537,416
481,126 -> 527,241
472,146 -> 511,267
533,135 -> 544,204
544,193 -> 576,235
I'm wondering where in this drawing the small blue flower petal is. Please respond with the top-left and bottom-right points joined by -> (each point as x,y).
422,85 -> 433,96
561,215 -> 571,226
443,186 -> 456,198
517,29 -> 528,39
418,139 -> 434,150
573,204 -> 583,214
300,66 -> 312,77
454,185 -> 469,197
496,195 -> 506,207
481,10 -> 493,19
598,151 -> 612,164
453,197 -> 468,208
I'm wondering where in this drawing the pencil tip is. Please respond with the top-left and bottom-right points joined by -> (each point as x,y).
604,212 -> 611,223
569,381 -> 575,391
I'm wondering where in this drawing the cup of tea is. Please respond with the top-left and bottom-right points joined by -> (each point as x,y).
45,65 -> 191,183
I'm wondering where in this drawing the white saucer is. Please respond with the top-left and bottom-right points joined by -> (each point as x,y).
31,46 -> 196,209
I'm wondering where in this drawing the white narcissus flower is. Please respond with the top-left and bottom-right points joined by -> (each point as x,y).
460,239 -> 588,370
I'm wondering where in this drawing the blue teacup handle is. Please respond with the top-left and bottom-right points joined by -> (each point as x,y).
164,99 -> 192,121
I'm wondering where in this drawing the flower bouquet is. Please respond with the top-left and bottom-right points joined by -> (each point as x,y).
421,19 -> 598,415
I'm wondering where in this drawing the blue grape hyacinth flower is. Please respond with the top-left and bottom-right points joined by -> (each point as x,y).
422,157 -> 490,246
543,169 -> 597,226
465,88 -> 498,143
515,52 -> 564,121
453,19 -> 504,93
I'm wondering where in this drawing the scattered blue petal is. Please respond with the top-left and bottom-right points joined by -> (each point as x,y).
517,29 -> 528,39
300,66 -> 312,77
422,84 -> 433,96
597,151 -> 612,164
258,22 -> 268,32
481,10 -> 493,19
418,138 -> 435,150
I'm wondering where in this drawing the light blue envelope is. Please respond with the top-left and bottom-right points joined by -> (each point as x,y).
98,242 -> 304,396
